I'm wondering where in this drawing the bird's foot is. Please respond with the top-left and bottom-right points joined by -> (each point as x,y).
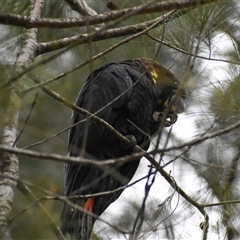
164,109 -> 178,127
153,109 -> 178,127
122,135 -> 137,151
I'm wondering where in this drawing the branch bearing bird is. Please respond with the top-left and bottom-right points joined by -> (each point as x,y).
61,58 -> 186,239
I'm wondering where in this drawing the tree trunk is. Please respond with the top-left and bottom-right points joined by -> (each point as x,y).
0,0 -> 44,238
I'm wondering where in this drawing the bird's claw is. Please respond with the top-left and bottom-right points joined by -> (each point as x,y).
122,135 -> 137,151
152,109 -> 178,127
164,109 -> 178,127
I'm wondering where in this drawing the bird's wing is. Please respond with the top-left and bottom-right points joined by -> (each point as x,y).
65,63 -> 133,196
61,63 -> 135,237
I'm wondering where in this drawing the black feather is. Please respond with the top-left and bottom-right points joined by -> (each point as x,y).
61,58 -> 184,239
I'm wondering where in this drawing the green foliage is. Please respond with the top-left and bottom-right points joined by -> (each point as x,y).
210,76 -> 240,123
156,3 -> 231,51
1,0 -> 31,14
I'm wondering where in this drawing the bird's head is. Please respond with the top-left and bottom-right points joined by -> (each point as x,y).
147,59 -> 186,127
123,58 -> 186,127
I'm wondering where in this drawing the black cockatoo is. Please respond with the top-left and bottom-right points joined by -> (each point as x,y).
61,58 -> 185,239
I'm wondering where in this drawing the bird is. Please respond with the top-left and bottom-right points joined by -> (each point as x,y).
61,58 -> 185,239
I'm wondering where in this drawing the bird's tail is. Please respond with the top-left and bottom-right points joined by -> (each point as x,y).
61,200 -> 95,240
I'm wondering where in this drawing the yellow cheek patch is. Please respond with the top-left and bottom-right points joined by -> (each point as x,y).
150,70 -> 158,85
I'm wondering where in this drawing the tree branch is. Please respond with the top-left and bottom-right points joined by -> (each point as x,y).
3,2 -> 175,88
21,10 -> 177,97
0,0 -> 218,29
37,11 -> 177,55
64,0 -> 104,30
64,0 -> 99,16
0,117 -> 239,169
2,0 -> 218,89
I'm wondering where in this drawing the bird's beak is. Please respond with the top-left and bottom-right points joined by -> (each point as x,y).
168,94 -> 186,114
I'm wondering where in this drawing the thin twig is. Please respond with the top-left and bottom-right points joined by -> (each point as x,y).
15,182 -> 66,240
147,33 -> 240,66
202,199 -> 240,208
13,91 -> 38,146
